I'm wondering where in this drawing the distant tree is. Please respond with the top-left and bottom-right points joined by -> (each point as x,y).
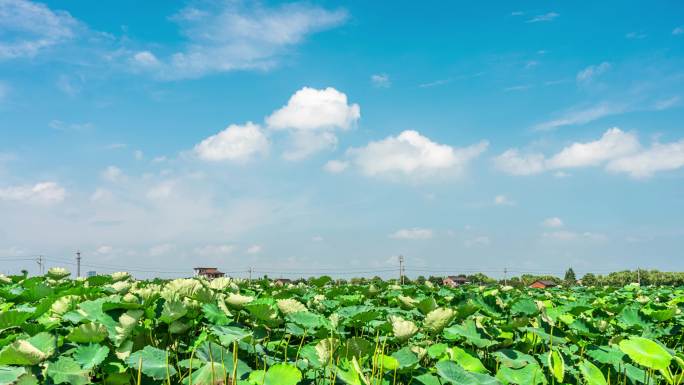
564,268 -> 577,285
467,273 -> 495,285
582,273 -> 598,286
416,276 -> 427,285
20,269 -> 28,277
427,276 -> 442,286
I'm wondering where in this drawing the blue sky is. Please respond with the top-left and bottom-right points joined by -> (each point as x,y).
1,0 -> 683,279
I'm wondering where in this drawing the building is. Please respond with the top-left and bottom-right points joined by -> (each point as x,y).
529,280 -> 558,289
443,275 -> 469,287
193,267 -> 225,279
87,271 -> 97,277
273,278 -> 292,286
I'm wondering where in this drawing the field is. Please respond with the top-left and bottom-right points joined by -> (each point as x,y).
0,269 -> 683,385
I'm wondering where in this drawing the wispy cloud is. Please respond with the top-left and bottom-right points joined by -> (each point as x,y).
625,31 -> 647,40
504,84 -> 533,92
576,62 -> 611,83
371,73 -> 391,88
389,228 -> 433,240
132,2 -> 348,79
0,0 -> 80,59
533,102 -> 627,131
419,78 -> 452,88
674,27 -> 684,36
526,12 -> 559,23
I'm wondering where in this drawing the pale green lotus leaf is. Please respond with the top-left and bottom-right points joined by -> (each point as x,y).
277,298 -> 307,315
47,267 -> 70,280
424,308 -> 456,333
225,293 -> 254,308
0,332 -> 56,365
390,316 -> 418,341
110,272 -> 131,282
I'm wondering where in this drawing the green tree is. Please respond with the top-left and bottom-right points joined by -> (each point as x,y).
564,268 -> 577,285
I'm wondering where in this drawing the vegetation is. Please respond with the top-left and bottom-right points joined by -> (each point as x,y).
0,268 -> 683,385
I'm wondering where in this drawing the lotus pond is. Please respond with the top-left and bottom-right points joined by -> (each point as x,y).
0,269 -> 683,385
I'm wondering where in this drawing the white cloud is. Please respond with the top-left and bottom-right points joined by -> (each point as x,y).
323,159 -> 349,173
0,0 -> 79,59
132,51 -> 160,67
674,27 -> 684,36
101,166 -> 125,182
267,87 -> 360,131
542,217 -> 563,228
146,181 -> 175,200
194,244 -> 235,257
134,150 -> 144,160
90,188 -> 113,202
148,243 -> 175,257
493,149 -> 546,175
246,245 -> 262,254
283,131 -> 338,160
576,62 -> 611,83
347,130 -> 488,179
371,73 -> 390,88
389,228 -> 433,240
464,236 -> 490,247
542,230 -> 576,240
311,235 -> 324,242
606,139 -> 684,178
496,128 -> 684,178
48,119 -> 93,132
527,12 -> 559,23
0,181 -> 66,204
266,87 -> 360,159
494,195 -> 515,206
533,102 -> 626,131
96,245 -> 112,254
546,128 -> 640,168
137,3 -> 347,79
194,122 -> 269,162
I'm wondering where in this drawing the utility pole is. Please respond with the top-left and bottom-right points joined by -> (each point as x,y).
504,267 -> 508,286
76,250 -> 81,278
248,267 -> 252,282
36,255 -> 44,275
398,255 -> 405,285
637,267 -> 641,285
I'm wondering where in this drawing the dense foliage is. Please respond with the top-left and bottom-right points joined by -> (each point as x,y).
0,269 -> 683,385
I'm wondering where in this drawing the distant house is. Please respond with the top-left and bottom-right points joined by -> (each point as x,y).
529,280 -> 557,289
87,271 -> 97,277
274,278 -> 292,286
193,267 -> 225,279
443,275 -> 470,287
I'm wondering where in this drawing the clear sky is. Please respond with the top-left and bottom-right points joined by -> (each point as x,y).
1,0 -> 683,279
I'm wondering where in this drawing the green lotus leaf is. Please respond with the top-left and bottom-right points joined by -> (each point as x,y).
0,332 -> 56,365
579,360 -> 608,385
73,344 -> 109,369
67,323 -> 108,343
48,357 -> 90,385
437,360 -> 500,385
0,365 -> 26,384
619,336 -> 672,371
264,364 -> 302,385
127,346 -> 177,380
